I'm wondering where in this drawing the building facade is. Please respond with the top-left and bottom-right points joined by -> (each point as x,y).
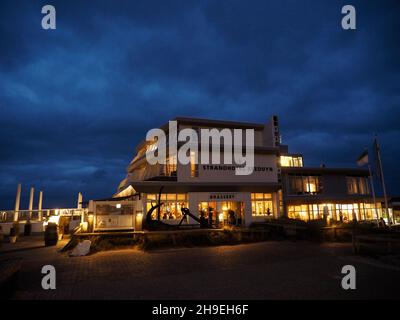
281,167 -> 382,223
92,116 -> 384,230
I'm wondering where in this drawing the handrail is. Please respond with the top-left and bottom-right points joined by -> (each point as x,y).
0,208 -> 88,223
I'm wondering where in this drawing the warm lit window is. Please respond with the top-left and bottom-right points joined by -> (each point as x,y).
346,177 -> 358,194
280,156 -> 303,167
287,202 -> 382,222
165,156 -> 177,176
288,175 -> 321,195
336,204 -> 361,222
190,151 -> 199,177
346,177 -> 370,195
288,205 -> 309,220
361,202 -> 381,220
145,194 -> 188,220
146,142 -> 158,153
305,176 -> 318,193
251,193 -> 274,216
361,177 -> 370,194
96,204 -> 134,215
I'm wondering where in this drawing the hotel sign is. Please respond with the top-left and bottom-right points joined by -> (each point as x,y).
202,165 -> 273,172
209,193 -> 236,200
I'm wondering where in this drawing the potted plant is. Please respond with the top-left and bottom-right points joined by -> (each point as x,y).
9,227 -> 17,243
44,222 -> 58,246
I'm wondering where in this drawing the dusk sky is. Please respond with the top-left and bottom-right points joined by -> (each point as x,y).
0,0 -> 399,209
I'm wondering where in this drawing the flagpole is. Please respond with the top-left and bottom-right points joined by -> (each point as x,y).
375,135 -> 391,226
368,164 -> 379,226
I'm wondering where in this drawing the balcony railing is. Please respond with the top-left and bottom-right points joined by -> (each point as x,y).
0,208 -> 86,223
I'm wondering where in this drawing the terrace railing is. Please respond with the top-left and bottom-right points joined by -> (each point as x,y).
0,208 -> 87,223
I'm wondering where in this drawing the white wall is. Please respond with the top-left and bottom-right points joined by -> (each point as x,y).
0,221 -> 44,235
178,153 -> 278,183
178,125 -> 265,147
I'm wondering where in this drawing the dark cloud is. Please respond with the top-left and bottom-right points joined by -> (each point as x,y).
0,0 -> 399,209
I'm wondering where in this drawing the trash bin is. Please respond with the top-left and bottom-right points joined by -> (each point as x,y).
44,223 -> 58,246
24,222 -> 32,236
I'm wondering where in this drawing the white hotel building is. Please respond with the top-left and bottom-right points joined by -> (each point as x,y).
91,116 -> 384,231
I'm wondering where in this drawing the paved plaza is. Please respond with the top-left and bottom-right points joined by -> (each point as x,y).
1,238 -> 400,299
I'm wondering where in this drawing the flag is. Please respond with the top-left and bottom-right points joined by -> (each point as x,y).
357,149 -> 368,166
373,134 -> 390,224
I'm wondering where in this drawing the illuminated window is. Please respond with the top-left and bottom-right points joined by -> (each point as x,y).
346,177 -> 358,194
346,177 -> 370,195
146,141 -> 158,153
96,204 -> 133,215
166,194 -> 176,201
305,176 -> 318,193
177,194 -> 186,201
251,193 -> 274,216
288,175 -> 321,195
165,156 -> 177,177
147,194 -> 157,200
362,202 -> 381,220
288,205 -> 309,220
280,156 -> 303,167
198,201 -> 245,224
287,202 -> 382,222
190,151 -> 199,177
145,194 -> 188,220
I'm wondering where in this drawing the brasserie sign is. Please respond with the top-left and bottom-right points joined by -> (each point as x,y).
209,193 -> 236,200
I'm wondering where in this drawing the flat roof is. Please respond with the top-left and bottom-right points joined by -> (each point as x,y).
170,116 -> 265,130
135,116 -> 265,152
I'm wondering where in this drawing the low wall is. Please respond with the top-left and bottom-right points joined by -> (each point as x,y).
71,227 -> 288,253
141,228 -> 286,250
321,227 -> 354,242
0,221 -> 44,235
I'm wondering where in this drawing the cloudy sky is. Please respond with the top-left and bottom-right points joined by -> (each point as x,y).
0,0 -> 399,209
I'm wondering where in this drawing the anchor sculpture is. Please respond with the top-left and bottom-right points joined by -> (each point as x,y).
142,186 -> 212,231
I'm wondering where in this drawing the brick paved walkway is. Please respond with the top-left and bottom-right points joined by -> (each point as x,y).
1,240 -> 399,299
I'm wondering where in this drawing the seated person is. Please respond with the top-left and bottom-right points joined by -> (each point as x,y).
228,210 -> 236,225
168,212 -> 176,219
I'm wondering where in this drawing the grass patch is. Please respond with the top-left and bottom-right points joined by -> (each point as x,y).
65,234 -> 141,255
